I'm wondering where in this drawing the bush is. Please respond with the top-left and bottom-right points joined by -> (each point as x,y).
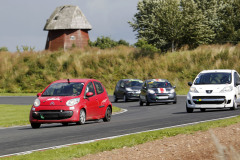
89,36 -> 130,49
0,47 -> 8,52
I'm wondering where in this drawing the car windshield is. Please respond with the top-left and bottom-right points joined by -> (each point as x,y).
194,72 -> 231,85
148,82 -> 172,88
42,82 -> 84,96
125,80 -> 143,87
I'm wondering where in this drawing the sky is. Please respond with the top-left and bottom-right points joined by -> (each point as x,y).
0,0 -> 139,52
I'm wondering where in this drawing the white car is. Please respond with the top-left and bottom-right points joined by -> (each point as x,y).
186,69 -> 240,113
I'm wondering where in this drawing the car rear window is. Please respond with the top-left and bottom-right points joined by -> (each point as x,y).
42,82 -> 84,96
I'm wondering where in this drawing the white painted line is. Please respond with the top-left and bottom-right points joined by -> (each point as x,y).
0,115 -> 237,158
112,109 -> 128,115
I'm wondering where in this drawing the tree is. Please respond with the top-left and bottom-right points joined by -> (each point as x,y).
180,0 -> 215,48
89,36 -> 130,49
129,0 -> 183,52
216,0 -> 240,43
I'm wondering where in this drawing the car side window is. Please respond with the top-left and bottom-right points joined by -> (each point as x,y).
116,81 -> 120,88
234,72 -> 240,86
85,82 -> 96,96
120,81 -> 125,88
94,82 -> 104,94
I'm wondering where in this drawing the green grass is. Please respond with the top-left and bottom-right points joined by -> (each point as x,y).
2,115 -> 240,160
0,105 -> 121,127
0,93 -> 36,96
0,104 -> 32,127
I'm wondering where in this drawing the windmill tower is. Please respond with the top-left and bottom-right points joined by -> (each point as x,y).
44,5 -> 92,51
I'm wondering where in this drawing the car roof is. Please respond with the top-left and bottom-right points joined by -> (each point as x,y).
200,69 -> 235,74
121,79 -> 142,81
52,79 -> 98,83
146,79 -> 169,82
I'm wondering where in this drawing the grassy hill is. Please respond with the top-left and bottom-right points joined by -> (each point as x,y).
0,44 -> 240,94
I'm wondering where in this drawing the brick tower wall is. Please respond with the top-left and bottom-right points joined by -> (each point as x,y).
45,29 -> 90,51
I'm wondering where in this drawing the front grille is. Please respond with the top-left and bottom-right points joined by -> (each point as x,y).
32,110 -> 73,120
192,96 -> 225,104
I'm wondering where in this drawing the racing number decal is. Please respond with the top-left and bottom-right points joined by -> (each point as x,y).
157,88 -> 166,93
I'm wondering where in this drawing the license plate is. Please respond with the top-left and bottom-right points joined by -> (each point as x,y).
157,96 -> 168,99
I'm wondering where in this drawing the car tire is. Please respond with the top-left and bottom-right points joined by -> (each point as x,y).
31,123 -> 41,129
103,106 -> 112,122
77,109 -> 86,125
173,97 -> 177,104
200,108 -> 206,112
146,96 -> 150,106
139,99 -> 143,106
124,94 -> 128,102
114,94 -> 118,102
230,97 -> 237,110
186,103 -> 194,113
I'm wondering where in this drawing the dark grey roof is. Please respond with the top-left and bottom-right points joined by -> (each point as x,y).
44,5 -> 92,30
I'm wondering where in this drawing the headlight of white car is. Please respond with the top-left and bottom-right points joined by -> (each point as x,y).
126,88 -> 133,92
189,87 -> 199,93
148,89 -> 155,94
33,98 -> 40,107
220,86 -> 233,93
66,98 -> 80,106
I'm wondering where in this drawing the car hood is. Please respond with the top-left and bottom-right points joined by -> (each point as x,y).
38,96 -> 78,106
193,85 -> 230,93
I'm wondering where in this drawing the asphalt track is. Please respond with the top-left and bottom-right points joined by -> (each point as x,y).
0,95 -> 239,157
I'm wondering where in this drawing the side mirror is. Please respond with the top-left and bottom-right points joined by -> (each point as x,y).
86,92 -> 94,97
173,86 -> 176,89
188,82 -> 193,86
37,93 -> 42,97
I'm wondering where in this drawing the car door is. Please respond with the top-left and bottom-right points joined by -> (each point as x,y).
140,81 -> 148,102
114,80 -> 121,98
84,81 -> 98,119
94,81 -> 108,117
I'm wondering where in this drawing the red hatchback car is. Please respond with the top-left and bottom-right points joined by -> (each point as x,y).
29,79 -> 112,128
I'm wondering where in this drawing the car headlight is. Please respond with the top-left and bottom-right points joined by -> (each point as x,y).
66,98 -> 80,106
220,86 -> 233,93
33,98 -> 40,107
148,89 -> 155,94
169,89 -> 175,93
126,88 -> 133,92
136,90 -> 141,94
189,87 -> 198,93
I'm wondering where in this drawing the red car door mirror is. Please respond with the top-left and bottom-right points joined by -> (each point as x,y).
37,93 -> 42,97
86,92 -> 94,97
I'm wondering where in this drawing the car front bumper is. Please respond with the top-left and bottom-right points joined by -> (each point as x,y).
186,92 -> 234,109
29,106 -> 79,123
126,92 -> 140,100
147,93 -> 176,103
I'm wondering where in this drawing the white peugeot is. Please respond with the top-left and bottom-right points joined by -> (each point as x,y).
186,69 -> 240,113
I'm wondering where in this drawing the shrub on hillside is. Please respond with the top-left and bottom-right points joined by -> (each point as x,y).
0,47 -> 8,52
89,36 -> 129,49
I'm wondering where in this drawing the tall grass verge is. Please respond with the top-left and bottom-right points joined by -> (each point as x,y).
0,44 -> 240,94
